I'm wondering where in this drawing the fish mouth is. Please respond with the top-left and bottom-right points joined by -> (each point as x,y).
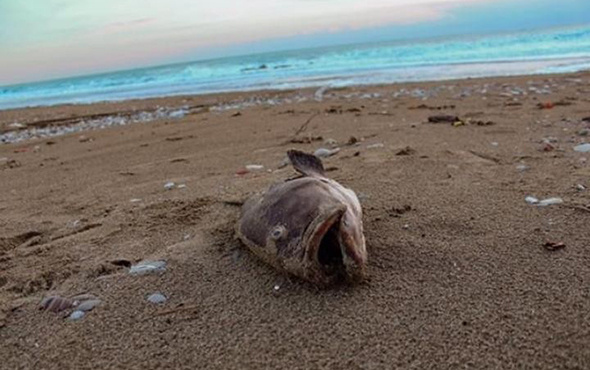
304,206 -> 363,284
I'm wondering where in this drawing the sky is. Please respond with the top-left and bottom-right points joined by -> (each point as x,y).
1,0 -> 589,85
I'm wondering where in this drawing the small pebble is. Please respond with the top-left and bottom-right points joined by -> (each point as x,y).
147,293 -> 167,304
130,198 -> 142,203
367,143 -> 384,149
164,182 -> 175,190
402,224 -> 410,230
272,284 -> 281,296
516,164 -> 530,172
525,196 -> 539,204
245,164 -> 264,171
576,184 -> 586,191
129,260 -> 167,275
574,143 -> 590,152
537,197 -> 564,206
69,310 -> 85,321
314,148 -> 340,158
491,142 -> 499,147
177,184 -> 187,189
324,138 -> 338,147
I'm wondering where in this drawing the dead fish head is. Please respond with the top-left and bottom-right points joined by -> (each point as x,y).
238,150 -> 367,285
303,202 -> 367,284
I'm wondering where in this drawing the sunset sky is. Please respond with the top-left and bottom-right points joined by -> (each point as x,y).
1,0 -> 589,85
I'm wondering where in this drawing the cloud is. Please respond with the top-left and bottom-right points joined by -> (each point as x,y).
0,0 -> 500,84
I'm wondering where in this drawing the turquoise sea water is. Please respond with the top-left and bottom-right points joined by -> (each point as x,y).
1,24 -> 589,110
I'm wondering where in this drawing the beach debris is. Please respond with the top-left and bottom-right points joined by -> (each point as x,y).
168,108 -> 188,119
147,293 -> 167,304
537,197 -> 564,206
324,138 -> 338,147
574,143 -> 590,153
231,111 -> 242,117
541,141 -> 556,152
289,135 -> 323,144
110,259 -> 132,267
314,147 -> 340,158
236,168 -> 249,175
366,143 -> 384,149
402,224 -> 410,230
453,121 -> 465,127
314,86 -> 329,101
576,184 -> 586,191
428,115 -> 460,124
491,142 -> 499,147
0,106 -> 192,145
0,158 -> 21,170
130,198 -> 142,203
537,100 -> 572,109
8,122 -> 25,129
347,136 -> 359,145
537,102 -> 554,109
525,196 -> 539,205
543,241 -> 566,251
40,296 -> 75,313
129,260 -> 167,275
164,182 -> 176,190
470,120 -> 495,126
325,106 -> 342,114
409,104 -> 455,110
395,146 -> 415,156
40,294 -> 100,317
177,184 -> 187,189
245,164 -> 264,171
388,205 -> 412,217
516,164 -> 530,172
237,150 -> 367,285
68,311 -> 85,321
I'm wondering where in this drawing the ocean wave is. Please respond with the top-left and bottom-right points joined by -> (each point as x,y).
1,24 -> 589,110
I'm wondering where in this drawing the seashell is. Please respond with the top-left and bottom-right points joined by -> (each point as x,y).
147,293 -> 167,304
40,296 -> 74,313
69,310 -> 85,321
76,299 -> 101,312
129,260 -> 167,275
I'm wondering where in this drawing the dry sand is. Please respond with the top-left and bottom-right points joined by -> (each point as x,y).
1,72 -> 590,369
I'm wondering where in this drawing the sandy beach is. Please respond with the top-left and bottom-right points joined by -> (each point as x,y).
1,72 -> 590,368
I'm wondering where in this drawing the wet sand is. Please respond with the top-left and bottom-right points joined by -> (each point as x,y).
1,72 -> 590,369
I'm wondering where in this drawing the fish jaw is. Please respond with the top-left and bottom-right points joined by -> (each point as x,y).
302,204 -> 367,285
338,210 -> 367,282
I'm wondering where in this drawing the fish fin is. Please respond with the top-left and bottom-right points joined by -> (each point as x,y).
287,150 -> 325,177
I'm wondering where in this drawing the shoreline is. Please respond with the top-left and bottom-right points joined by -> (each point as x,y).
2,70 -> 589,145
1,53 -> 589,112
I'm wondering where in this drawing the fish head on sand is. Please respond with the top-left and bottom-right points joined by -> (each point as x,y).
237,150 -> 367,285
